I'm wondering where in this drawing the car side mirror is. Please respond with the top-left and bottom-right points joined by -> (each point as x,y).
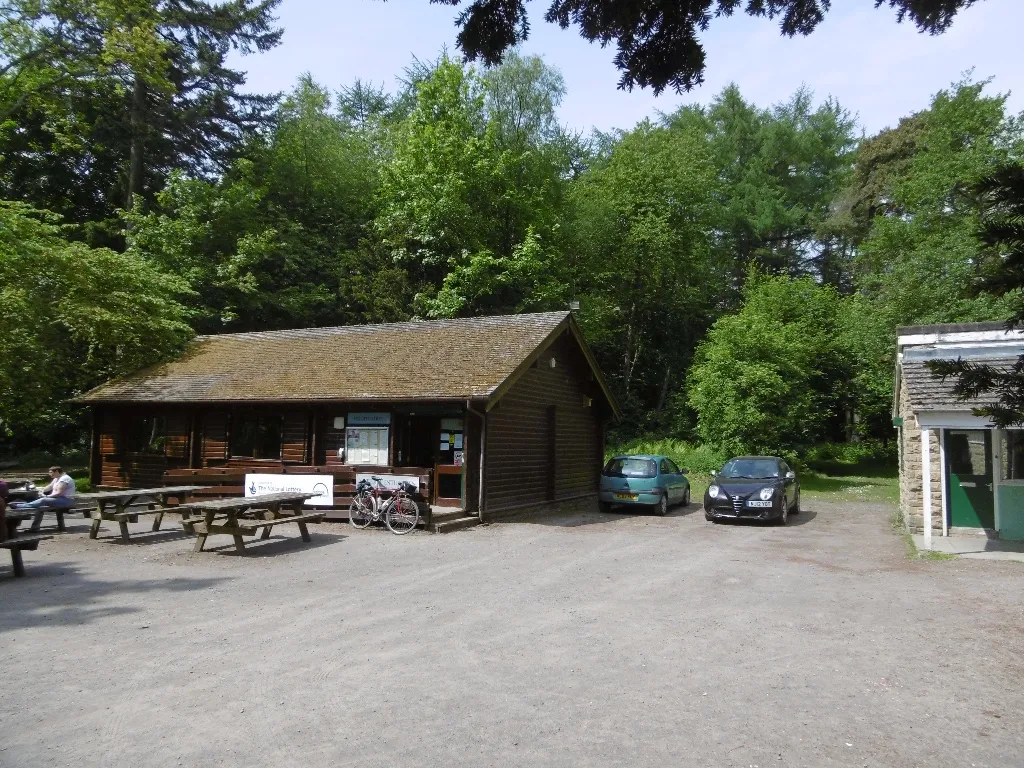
680,468 -> 688,475
786,471 -> 796,479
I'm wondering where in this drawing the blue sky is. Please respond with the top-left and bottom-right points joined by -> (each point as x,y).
231,0 -> 1022,135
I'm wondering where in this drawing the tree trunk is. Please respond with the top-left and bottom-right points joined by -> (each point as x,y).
126,76 -> 146,211
655,365 -> 672,413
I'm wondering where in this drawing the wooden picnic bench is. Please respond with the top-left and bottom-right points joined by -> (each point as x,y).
1,534 -> 53,577
75,486 -> 210,542
176,492 -> 324,554
1,510 -> 52,577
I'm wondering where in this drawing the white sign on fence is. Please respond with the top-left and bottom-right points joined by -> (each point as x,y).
356,473 -> 421,493
244,474 -> 334,507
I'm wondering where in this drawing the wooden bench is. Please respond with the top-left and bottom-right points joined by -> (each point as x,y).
1,534 -> 53,577
75,486 -> 210,542
178,492 -> 320,553
25,503 -> 91,532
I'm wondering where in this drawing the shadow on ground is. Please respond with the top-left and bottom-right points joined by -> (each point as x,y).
710,509 -> 818,528
201,532 -> 347,557
0,562 -> 230,631
512,502 -> 702,528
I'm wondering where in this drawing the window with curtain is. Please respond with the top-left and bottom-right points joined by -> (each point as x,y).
1002,430 -> 1024,481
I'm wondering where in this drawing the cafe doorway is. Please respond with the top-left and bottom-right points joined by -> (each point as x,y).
435,417 -> 465,507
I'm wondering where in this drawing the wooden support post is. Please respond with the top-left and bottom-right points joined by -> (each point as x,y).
118,520 -> 131,542
232,535 -> 246,553
89,517 -> 102,539
922,427 -> 932,551
298,521 -> 311,542
10,548 -> 24,577
193,534 -> 207,552
151,511 -> 165,532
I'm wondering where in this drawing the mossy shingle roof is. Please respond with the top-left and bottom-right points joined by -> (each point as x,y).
81,312 -> 587,404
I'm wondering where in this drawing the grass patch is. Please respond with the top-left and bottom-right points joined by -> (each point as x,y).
605,440 -> 899,505
919,549 -> 959,561
800,472 -> 898,504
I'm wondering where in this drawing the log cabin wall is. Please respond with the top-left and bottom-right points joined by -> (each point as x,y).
483,333 -> 604,513
92,405 -> 193,488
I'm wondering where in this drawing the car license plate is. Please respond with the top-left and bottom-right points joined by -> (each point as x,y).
615,493 -> 638,500
746,500 -> 772,508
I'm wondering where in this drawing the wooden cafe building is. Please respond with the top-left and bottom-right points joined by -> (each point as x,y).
78,311 -> 621,529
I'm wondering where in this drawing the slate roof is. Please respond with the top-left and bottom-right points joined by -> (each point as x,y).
80,312 -> 615,410
901,357 -> 1019,412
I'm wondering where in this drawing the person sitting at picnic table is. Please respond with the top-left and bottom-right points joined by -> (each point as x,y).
11,466 -> 76,530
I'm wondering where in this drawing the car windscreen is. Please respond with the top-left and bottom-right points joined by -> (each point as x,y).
720,459 -> 781,479
603,458 -> 657,478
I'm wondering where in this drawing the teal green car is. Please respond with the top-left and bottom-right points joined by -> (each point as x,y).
598,455 -> 691,516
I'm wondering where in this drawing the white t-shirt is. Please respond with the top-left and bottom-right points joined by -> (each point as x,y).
50,474 -> 76,498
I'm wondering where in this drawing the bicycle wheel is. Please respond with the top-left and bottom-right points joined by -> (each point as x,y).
348,493 -> 374,529
385,496 -> 420,535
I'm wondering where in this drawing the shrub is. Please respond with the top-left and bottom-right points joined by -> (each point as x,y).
606,439 -> 730,474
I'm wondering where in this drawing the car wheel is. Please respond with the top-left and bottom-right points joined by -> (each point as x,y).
705,512 -> 716,523
655,493 -> 668,516
776,496 -> 788,526
682,487 -> 691,506
792,493 -> 800,515
598,500 -> 612,514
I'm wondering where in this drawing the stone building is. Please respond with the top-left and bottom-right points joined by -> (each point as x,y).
894,322 -> 1024,544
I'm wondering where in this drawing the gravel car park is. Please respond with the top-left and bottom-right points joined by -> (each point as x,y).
2,498 -> 1023,767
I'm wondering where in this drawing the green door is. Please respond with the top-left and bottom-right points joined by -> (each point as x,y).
945,430 -> 995,529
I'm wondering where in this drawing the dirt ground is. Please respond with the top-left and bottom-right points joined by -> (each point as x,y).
2,499 -> 1024,768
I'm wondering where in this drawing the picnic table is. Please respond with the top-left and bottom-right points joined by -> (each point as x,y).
1,477 -> 42,504
176,492 -> 324,554
1,510 -> 51,577
3,509 -> 32,539
76,486 -> 210,542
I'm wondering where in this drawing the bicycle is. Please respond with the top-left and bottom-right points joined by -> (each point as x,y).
348,476 -> 421,534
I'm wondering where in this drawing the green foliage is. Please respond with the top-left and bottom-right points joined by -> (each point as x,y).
845,79 -> 1021,327
446,0 -> 975,94
688,274 -> 855,454
0,201 -> 191,449
126,77 -> 393,332
605,438 -> 730,475
569,117 -> 726,433
1,20 -> 1019,462
376,53 -> 571,318
0,0 -> 282,243
665,86 -> 858,287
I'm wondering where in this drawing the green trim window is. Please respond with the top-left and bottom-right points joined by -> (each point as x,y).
1002,430 -> 1024,481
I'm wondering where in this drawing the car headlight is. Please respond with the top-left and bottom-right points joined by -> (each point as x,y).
759,486 -> 774,501
708,485 -> 720,499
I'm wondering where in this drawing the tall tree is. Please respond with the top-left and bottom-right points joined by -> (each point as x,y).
128,77 -> 386,333
374,54 -> 571,318
688,274 -> 856,454
420,0 -> 980,94
665,85 -> 857,288
568,118 -> 725,430
0,0 -> 281,244
0,201 -> 191,450
846,78 -> 1021,328
929,163 -> 1024,426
